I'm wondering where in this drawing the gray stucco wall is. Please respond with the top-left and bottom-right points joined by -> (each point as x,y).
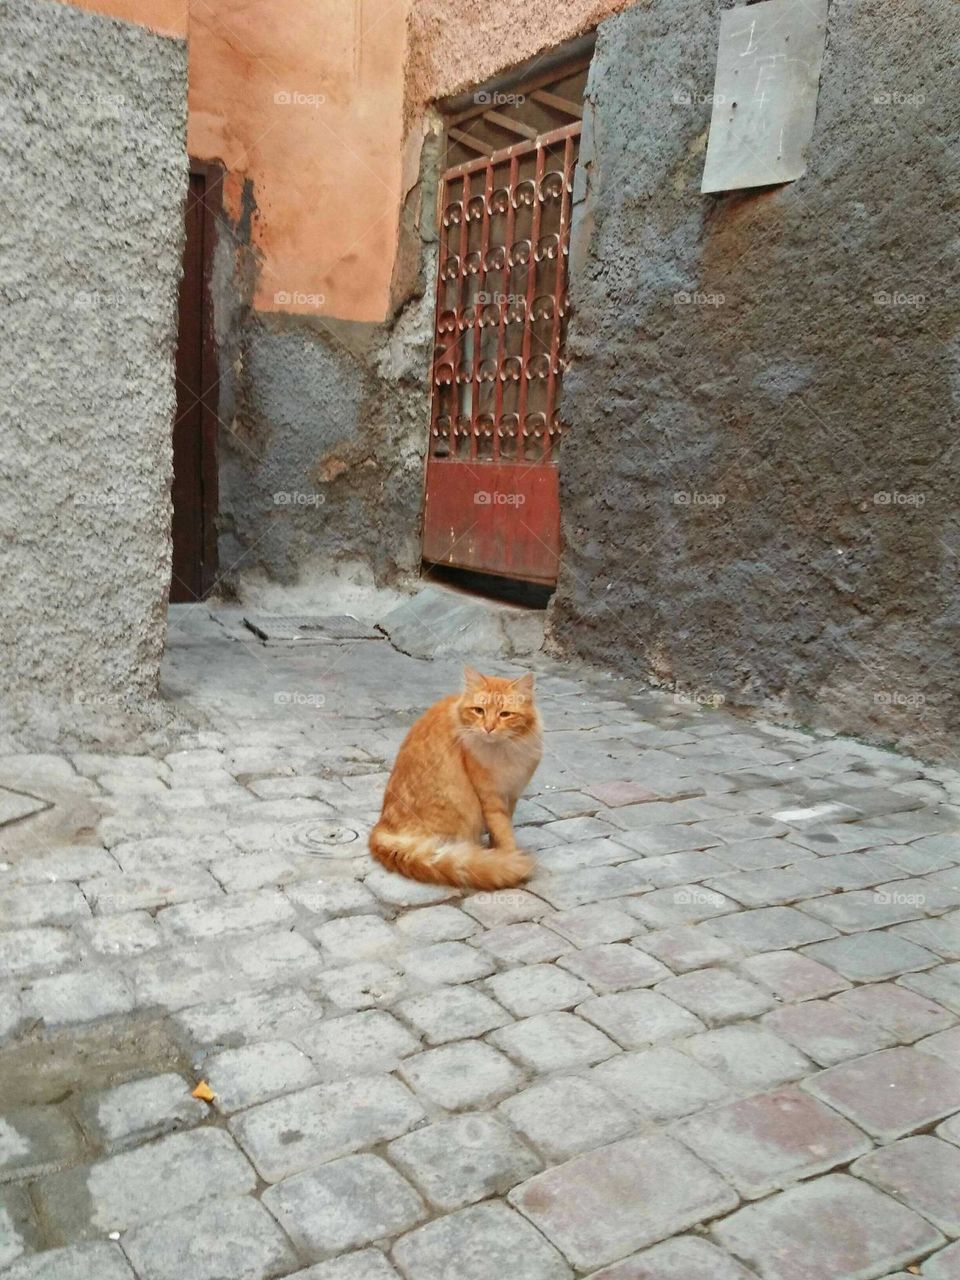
552,0 -> 960,757
0,0 -> 187,711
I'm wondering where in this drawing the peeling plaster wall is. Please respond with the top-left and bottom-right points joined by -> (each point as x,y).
552,0 -> 960,757
0,0 -> 187,707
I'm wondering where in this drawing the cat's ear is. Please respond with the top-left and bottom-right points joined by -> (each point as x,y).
510,672 -> 535,697
463,666 -> 484,691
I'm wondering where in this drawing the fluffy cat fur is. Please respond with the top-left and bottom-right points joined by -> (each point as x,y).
369,667 -> 542,889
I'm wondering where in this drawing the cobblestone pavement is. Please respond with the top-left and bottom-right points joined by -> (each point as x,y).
3,606 -> 960,1279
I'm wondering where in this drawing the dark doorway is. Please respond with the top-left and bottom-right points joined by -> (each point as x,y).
171,164 -> 220,602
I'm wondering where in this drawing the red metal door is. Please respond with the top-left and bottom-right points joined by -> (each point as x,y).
422,123 -> 580,586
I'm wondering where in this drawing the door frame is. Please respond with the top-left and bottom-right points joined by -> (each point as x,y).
172,158 -> 221,600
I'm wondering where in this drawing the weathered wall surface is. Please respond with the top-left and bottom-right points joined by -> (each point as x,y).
0,0 -> 187,708
553,0 -> 960,756
54,0 -> 187,36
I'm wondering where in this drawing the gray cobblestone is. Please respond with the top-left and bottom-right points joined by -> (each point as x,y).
0,1243 -> 135,1280
230,1074 -> 425,1182
499,1076 -> 636,1160
388,1114 -> 540,1210
203,1040 -> 319,1114
399,1041 -> 524,1109
830,982 -> 955,1041
396,986 -> 510,1044
586,1236 -> 757,1280
738,950 -> 851,1002
486,963 -> 592,1017
558,943 -> 671,992
263,1154 -> 425,1261
762,1000 -> 897,1066
174,987 -> 320,1051
685,1024 -> 814,1090
1,882 -> 90,929
476,922 -> 571,965
317,960 -> 407,1010
489,1011 -> 620,1070
298,1010 -> 420,1078
122,1195 -> 298,1280
392,1200 -> 571,1280
22,968 -> 135,1027
72,1073 -> 205,1151
802,932 -> 939,982
541,903 -> 641,947
576,990 -> 704,1050
315,914 -> 401,963
655,969 -> 774,1025
286,1250 -> 401,1280
461,890 -> 546,928
0,1104 -> 84,1181
804,1046 -> 960,1141
706,905 -> 838,951
0,927 -> 77,979
78,910 -> 161,957
509,1134 -> 738,1269
593,1045 -> 727,1121
395,905 -> 478,942
852,1135 -> 960,1236
81,867 -> 221,914
401,941 -> 495,985
158,889 -> 295,941
633,925 -> 739,973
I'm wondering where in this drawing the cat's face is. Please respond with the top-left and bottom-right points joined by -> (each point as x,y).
456,668 -> 538,742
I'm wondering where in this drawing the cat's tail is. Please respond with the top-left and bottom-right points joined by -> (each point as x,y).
369,826 -> 533,890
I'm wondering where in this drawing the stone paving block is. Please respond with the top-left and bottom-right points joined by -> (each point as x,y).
284,878 -> 380,919
686,1025 -> 814,1091
263,1154 -> 425,1261
762,1000 -> 897,1066
203,1040 -> 319,1114
918,1024 -> 960,1071
852,1135 -> 960,1236
34,1128 -> 256,1242
654,968 -> 774,1026
395,905 -> 478,942
923,1241 -> 960,1280
539,816 -> 620,843
633,925 -> 738,973
798,889 -> 927,933
490,1011 -> 619,1071
460,889 -> 547,928
803,933 -> 939,983
895,913 -> 960,961
739,950 -> 851,1002
391,1200 -> 571,1280
611,825 -> 722,857
625,884 -> 737,929
901,963 -> 960,1014
129,944 -> 238,1011
0,1243 -> 136,1280
623,852 -> 732,891
509,1133 -> 739,1269
593,1046 -> 728,1121
536,791 -> 608,819
401,941 -> 496,986
674,1085 -> 871,1199
541,903 -> 642,947
317,960 -> 407,1011
315,914 -> 401,964
396,985 -> 510,1045
536,841 -> 632,876
0,882 -> 90,929
72,1073 -> 205,1151
794,850 -> 907,894
286,1249 -> 401,1280
231,930 -> 324,985
174,987 -> 320,1051
604,799 -> 722,831
0,1184 -> 42,1269
831,982 -> 955,1042
706,837 -> 815,872
399,1041 -> 525,1110
486,963 -> 593,1017
586,1235 -> 757,1280
0,927 -> 77,979
230,1074 -> 425,1182
712,1173 -> 944,1280
702,866 -> 819,908
79,910 -> 161,957
122,1194 -> 298,1280
298,1010 -> 420,1078
558,943 -> 671,992
527,862 -> 652,910
207,851 -> 301,893
365,865 -> 456,907
157,889 -> 295,941
576,990 -> 704,1050
388,1114 -> 541,1210
706,905 -> 838,952
582,780 -> 682,808
22,968 -> 135,1028
0,1105 -> 84,1181
81,867 -> 221,914
477,922 -> 572,965
1,845 -> 118,886
805,1047 -> 960,1141
499,1076 -> 636,1161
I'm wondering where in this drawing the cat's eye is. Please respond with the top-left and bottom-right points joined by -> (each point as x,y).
498,710 -> 512,718
470,706 -> 484,714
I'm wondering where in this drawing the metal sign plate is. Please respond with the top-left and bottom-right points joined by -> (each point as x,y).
701,0 -> 828,194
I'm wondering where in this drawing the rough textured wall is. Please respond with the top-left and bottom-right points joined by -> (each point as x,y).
553,0 -> 960,757
0,0 -> 187,708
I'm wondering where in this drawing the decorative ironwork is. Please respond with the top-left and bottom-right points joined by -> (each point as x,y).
428,122 -> 579,466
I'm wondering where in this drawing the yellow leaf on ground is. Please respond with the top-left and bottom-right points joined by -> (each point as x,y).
191,1080 -> 216,1102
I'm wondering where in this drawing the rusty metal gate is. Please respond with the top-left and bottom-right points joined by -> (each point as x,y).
421,121 -> 581,586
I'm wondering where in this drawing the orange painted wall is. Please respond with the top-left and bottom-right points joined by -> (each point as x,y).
55,0 -> 187,38
187,0 -> 412,323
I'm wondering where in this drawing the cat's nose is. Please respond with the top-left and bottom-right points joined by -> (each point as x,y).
484,724 -> 494,734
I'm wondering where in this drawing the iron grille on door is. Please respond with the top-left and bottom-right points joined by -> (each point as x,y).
421,121 -> 581,585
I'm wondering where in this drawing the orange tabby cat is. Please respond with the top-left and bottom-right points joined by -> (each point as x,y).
369,667 -> 542,889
